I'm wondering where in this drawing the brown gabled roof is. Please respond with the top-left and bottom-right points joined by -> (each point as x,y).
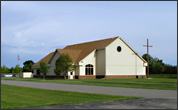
32,52 -> 54,67
33,37 -> 118,66
64,37 -> 118,62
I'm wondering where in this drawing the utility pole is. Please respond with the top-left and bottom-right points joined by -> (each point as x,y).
143,39 -> 152,79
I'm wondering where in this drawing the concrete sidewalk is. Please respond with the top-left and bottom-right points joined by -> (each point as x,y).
1,80 -> 177,99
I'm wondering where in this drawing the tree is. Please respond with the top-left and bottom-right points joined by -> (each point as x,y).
54,53 -> 75,79
10,67 -> 15,73
152,59 -> 164,74
164,64 -> 177,74
142,54 -> 154,74
39,61 -> 48,80
142,54 -> 176,74
142,54 -> 153,63
14,64 -> 22,77
23,60 -> 34,72
1,65 -> 10,73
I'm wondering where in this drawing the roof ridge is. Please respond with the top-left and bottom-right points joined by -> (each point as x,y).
64,36 -> 119,48
57,48 -> 82,50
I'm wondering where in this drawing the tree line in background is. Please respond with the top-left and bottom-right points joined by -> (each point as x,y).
142,54 -> 177,74
1,54 -> 75,80
1,53 -> 177,75
1,60 -> 34,74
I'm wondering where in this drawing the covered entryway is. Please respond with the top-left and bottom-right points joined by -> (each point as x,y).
68,71 -> 75,79
70,72 -> 73,79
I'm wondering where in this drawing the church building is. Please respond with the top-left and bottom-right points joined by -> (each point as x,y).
32,36 -> 147,79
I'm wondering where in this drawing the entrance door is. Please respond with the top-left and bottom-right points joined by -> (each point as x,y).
70,72 -> 73,79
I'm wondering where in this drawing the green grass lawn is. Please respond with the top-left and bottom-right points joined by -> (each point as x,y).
1,84 -> 140,109
2,76 -> 177,90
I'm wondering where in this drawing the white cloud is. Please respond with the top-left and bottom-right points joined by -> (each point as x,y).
2,30 -> 45,48
13,31 -> 22,37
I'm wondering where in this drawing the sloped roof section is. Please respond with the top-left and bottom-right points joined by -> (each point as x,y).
32,52 -> 54,67
56,49 -> 82,63
64,37 -> 118,62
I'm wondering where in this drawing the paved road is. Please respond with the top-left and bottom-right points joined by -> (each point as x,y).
1,80 -> 177,99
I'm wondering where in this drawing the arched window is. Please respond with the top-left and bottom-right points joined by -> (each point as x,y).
85,64 -> 93,75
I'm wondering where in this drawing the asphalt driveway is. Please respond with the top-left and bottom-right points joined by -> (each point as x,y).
19,98 -> 177,109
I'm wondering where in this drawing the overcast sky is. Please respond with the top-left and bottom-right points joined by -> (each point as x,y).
1,1 -> 177,68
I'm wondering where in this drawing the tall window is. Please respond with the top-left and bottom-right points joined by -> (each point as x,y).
85,64 -> 93,75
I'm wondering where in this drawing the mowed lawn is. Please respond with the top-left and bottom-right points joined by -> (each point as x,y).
2,74 -> 177,90
1,84 -> 140,109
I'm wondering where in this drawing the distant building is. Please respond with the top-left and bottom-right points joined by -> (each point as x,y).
32,36 -> 147,79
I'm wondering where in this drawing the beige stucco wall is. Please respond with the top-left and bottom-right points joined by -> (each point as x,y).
96,49 -> 106,75
75,66 -> 80,75
105,38 -> 146,75
48,52 -> 61,75
79,51 -> 96,75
